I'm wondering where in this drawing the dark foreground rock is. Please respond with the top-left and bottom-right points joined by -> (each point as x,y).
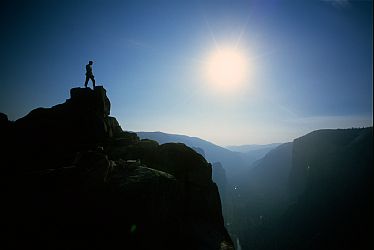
2,86 -> 233,250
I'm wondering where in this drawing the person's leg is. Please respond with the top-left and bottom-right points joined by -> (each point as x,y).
91,76 -> 96,88
84,75 -> 89,87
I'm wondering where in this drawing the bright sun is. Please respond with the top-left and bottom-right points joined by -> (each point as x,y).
205,47 -> 249,91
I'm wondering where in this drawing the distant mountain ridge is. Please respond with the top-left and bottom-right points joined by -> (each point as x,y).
136,132 -> 284,173
226,143 -> 282,153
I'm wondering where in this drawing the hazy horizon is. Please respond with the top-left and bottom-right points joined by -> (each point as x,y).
1,0 -> 372,145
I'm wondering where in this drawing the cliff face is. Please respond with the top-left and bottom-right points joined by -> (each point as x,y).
230,128 -> 373,250
289,128 -> 373,199
282,128 -> 374,250
2,86 -> 233,250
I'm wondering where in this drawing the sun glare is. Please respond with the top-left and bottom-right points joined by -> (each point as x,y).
205,47 -> 249,92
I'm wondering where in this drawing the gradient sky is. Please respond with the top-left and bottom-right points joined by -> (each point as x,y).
1,0 -> 372,145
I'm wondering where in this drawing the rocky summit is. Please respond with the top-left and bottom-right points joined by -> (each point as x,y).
2,86 -> 233,250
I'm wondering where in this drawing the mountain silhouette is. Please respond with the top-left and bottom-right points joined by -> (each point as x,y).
2,86 -> 234,250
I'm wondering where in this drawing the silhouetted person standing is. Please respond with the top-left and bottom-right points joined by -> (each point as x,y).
84,61 -> 96,88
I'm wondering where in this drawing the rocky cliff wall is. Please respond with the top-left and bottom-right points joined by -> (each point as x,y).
2,86 -> 233,250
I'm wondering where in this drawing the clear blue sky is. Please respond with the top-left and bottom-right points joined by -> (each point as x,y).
0,0 -> 372,145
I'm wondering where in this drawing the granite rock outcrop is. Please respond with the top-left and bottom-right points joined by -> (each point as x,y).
2,86 -> 233,250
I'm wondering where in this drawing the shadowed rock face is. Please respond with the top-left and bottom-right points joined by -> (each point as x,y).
232,128 -> 373,250
2,86 -> 233,250
281,128 -> 374,250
